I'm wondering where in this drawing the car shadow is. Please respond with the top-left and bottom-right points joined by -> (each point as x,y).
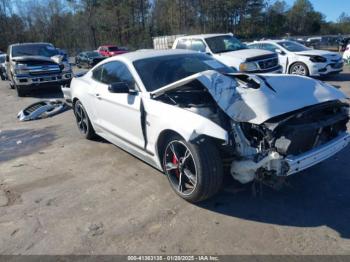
198,146 -> 350,239
27,88 -> 64,99
322,72 -> 350,82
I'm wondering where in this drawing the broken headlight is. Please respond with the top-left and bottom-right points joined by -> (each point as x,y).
308,55 -> 327,63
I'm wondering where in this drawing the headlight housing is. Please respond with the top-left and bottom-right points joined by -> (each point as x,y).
14,63 -> 28,75
308,55 -> 327,63
239,62 -> 258,72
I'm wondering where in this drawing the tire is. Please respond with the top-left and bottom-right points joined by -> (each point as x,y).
16,85 -> 26,97
162,134 -> 223,202
289,62 -> 309,76
73,100 -> 96,139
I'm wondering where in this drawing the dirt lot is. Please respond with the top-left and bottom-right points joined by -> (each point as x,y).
0,66 -> 350,255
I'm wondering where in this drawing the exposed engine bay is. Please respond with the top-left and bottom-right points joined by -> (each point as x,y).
155,75 -> 350,185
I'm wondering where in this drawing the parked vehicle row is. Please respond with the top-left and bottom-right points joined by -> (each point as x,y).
154,33 -> 344,77
64,49 -> 350,202
0,42 -> 130,96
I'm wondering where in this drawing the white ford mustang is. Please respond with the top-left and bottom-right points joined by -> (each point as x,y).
66,49 -> 350,202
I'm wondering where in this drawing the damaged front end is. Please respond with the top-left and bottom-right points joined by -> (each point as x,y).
151,70 -> 350,185
230,100 -> 350,184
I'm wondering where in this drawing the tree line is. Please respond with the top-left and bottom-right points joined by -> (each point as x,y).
0,0 -> 350,54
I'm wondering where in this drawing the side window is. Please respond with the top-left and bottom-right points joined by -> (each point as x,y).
92,65 -> 103,82
100,61 -> 135,88
248,44 -> 259,49
190,39 -> 206,52
262,43 -> 278,52
175,39 -> 190,50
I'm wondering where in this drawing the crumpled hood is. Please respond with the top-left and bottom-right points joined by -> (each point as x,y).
151,70 -> 347,124
216,48 -> 273,61
12,55 -> 64,64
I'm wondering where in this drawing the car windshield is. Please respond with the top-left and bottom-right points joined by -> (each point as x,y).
278,41 -> 310,52
12,44 -> 59,57
86,51 -> 101,58
133,53 -> 235,91
108,47 -> 120,51
205,35 -> 247,54
0,56 -> 5,63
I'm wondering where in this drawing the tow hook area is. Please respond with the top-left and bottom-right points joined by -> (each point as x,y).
230,151 -> 285,184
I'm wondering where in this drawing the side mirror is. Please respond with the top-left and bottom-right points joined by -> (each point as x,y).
5,55 -> 9,62
108,82 -> 131,94
275,49 -> 285,55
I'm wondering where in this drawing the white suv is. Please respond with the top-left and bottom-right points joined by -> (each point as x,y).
172,33 -> 282,74
248,40 -> 343,77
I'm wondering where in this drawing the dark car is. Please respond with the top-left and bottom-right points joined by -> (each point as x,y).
0,54 -> 7,80
75,51 -> 106,68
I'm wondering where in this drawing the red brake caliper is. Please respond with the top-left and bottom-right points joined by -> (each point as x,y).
172,154 -> 180,178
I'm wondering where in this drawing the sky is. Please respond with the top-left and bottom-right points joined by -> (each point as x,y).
282,0 -> 349,22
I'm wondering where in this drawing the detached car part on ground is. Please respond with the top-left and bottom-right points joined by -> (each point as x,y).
6,43 -> 72,97
65,49 -> 350,203
17,100 -> 68,121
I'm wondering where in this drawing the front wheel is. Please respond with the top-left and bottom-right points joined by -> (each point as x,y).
162,135 -> 223,202
289,62 -> 309,76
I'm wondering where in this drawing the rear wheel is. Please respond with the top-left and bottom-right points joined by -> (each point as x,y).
162,135 -> 223,202
73,100 -> 96,139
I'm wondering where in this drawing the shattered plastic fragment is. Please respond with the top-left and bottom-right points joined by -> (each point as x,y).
17,100 -> 69,121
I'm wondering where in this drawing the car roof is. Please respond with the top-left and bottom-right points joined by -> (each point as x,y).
105,49 -> 199,63
177,33 -> 232,40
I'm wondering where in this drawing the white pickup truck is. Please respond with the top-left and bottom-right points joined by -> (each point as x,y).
154,33 -> 282,74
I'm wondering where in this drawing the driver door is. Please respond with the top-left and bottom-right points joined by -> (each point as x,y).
91,61 -> 144,149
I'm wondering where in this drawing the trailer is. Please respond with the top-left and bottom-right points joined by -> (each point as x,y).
153,35 -> 185,50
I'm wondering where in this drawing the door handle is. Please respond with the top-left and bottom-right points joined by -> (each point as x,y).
95,93 -> 102,100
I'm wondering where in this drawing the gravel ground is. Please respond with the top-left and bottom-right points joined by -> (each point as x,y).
0,65 -> 350,255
